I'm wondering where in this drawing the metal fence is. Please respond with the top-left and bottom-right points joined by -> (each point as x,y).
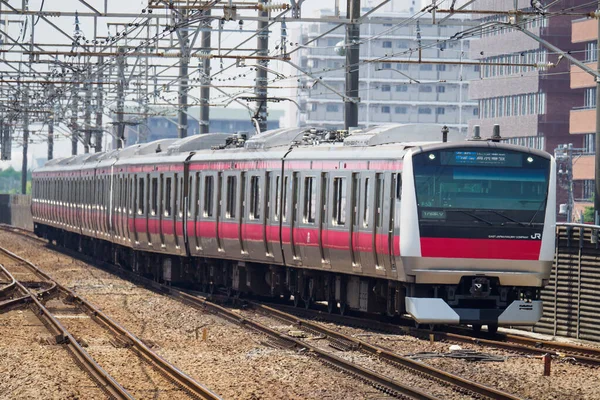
0,194 -> 33,231
534,223 -> 600,342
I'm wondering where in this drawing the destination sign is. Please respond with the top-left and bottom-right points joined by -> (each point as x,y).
440,150 -> 523,167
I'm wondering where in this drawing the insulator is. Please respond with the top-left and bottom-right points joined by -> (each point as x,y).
258,3 -> 290,11
195,52 -> 211,60
535,62 -> 554,70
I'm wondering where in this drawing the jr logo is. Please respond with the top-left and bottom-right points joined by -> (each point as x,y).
530,233 -> 542,240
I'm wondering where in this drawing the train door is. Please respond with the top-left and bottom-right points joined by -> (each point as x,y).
125,176 -> 132,241
264,172 -> 274,258
192,172 -> 201,252
290,172 -> 301,260
350,173 -> 361,270
159,174 -> 167,247
216,172 -> 223,251
175,173 -> 184,249
358,173 -> 377,273
199,172 -> 218,254
239,171 -> 246,255
374,172 -> 393,274
319,172 -> 330,267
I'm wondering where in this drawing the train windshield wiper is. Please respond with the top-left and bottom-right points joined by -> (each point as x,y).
485,210 -> 527,227
445,210 -> 494,226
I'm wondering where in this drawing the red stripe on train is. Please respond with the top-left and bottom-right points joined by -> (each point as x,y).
420,238 -> 541,260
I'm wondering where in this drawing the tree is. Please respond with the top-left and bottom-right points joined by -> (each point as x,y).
584,206 -> 595,223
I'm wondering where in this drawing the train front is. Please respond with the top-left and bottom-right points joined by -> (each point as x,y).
399,142 -> 555,330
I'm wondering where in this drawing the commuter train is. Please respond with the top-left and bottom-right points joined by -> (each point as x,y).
31,124 -> 556,332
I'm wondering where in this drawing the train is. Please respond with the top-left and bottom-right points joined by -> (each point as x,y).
31,124 -> 556,333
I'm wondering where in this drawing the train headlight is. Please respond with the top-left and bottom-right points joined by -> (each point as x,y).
428,153 -> 436,160
526,156 -> 534,163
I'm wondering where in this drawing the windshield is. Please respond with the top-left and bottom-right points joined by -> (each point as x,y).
413,148 -> 550,225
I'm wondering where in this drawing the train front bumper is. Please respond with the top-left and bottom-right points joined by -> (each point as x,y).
405,297 -> 543,326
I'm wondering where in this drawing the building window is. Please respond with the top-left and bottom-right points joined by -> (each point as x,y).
436,107 -> 445,115
436,85 -> 445,93
436,64 -> 446,71
584,133 -> 595,154
396,63 -> 409,71
586,42 -> 598,63
584,87 -> 597,109
583,180 -> 594,201
332,177 -> 347,225
381,85 -> 391,92
395,106 -> 407,114
380,62 -> 392,69
383,41 -> 392,48
473,107 -> 479,116
420,64 -> 433,71
396,85 -> 408,92
381,106 -> 391,113
397,41 -> 409,48
418,86 -> 432,93
326,104 -> 339,112
311,103 -> 318,112
418,107 -> 432,114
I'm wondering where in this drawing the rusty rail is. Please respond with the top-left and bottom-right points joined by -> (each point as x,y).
0,246 -> 221,400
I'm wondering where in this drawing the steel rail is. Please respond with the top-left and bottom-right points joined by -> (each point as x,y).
0,244 -> 222,400
249,302 -> 522,400
0,263 -> 133,400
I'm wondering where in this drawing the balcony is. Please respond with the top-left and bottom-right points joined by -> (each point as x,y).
572,19 -> 598,43
573,155 -> 595,181
570,108 -> 596,134
571,63 -> 597,89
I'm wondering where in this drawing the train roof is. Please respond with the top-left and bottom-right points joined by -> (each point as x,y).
33,124 -> 552,173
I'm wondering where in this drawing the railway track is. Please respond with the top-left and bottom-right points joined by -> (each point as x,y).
0,244 -> 220,400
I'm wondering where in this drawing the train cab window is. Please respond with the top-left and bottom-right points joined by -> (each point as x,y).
395,173 -> 402,200
363,178 -> 370,228
165,177 -> 172,216
151,177 -> 158,215
376,174 -> 384,227
304,176 -> 316,224
333,177 -> 347,226
226,176 -> 237,219
204,176 -> 214,217
250,176 -> 261,220
138,178 -> 145,215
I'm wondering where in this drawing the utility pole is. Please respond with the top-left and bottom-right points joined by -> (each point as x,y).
344,0 -> 361,130
48,113 -> 54,160
177,9 -> 189,139
21,86 -> 29,194
83,71 -> 92,153
255,0 -> 269,133
200,10 -> 211,134
116,47 -> 125,148
95,57 -> 104,152
595,0 -> 600,220
70,73 -> 80,155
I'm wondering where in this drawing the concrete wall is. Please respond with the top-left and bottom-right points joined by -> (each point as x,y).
0,194 -> 33,231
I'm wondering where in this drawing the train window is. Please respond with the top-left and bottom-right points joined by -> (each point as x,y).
188,176 -> 193,217
363,178 -> 370,228
250,176 -> 261,220
265,173 -> 271,221
151,178 -> 158,215
333,177 -> 347,226
165,177 -> 172,217
226,176 -> 237,219
204,176 -> 213,217
178,176 -> 183,217
274,176 -> 281,221
376,174 -> 384,227
304,176 -> 316,224
352,174 -> 359,225
396,173 -> 402,200
282,176 -> 289,222
194,174 -> 201,217
138,178 -> 145,214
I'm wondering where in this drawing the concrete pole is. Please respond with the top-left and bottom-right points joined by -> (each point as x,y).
21,87 -> 28,194
200,11 -> 211,134
344,0 -> 361,130
178,9 -> 189,139
595,0 -> 600,216
71,73 -> 80,155
95,57 -> 104,152
47,114 -> 54,160
255,0 -> 269,133
116,47 -> 125,148
83,72 -> 92,154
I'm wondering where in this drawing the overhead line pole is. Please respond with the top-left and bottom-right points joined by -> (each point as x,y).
344,0 -> 361,130
200,10 -> 211,134
255,0 -> 270,134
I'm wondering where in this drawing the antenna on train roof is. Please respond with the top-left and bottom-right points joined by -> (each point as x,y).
471,125 -> 481,141
441,125 -> 449,143
490,124 -> 502,143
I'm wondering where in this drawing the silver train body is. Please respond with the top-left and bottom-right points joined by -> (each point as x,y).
31,125 -> 556,329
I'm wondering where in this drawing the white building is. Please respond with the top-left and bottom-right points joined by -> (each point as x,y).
291,8 -> 479,133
